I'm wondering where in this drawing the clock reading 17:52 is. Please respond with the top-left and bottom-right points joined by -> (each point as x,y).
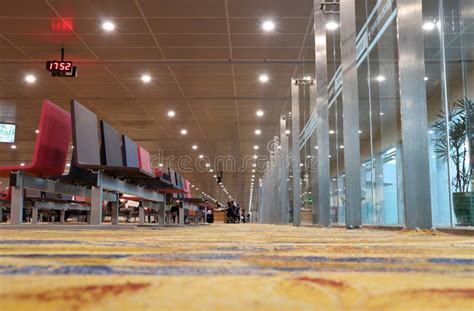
46,61 -> 73,73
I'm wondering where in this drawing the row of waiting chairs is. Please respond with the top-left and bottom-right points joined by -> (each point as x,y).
0,99 -> 196,225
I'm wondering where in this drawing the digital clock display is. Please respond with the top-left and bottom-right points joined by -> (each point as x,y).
46,61 -> 73,73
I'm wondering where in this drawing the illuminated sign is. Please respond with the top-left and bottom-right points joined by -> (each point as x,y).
46,61 -> 73,73
45,48 -> 78,77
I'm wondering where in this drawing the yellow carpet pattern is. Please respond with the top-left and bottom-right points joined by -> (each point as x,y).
0,224 -> 473,310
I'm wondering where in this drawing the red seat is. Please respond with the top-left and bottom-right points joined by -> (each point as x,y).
0,187 -> 11,201
153,168 -> 164,178
137,145 -> 154,177
0,100 -> 71,178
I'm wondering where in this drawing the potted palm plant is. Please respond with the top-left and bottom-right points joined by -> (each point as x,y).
433,98 -> 473,226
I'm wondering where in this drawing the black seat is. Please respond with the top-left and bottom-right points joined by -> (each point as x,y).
71,100 -> 154,179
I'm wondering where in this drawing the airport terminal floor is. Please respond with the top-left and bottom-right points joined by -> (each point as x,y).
0,224 -> 473,311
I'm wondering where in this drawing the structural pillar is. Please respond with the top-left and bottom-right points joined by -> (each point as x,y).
396,0 -> 432,228
291,81 -> 301,226
340,0 -> 362,228
314,5 -> 331,226
90,186 -> 103,225
279,115 -> 289,224
10,173 -> 24,225
111,198 -> 119,225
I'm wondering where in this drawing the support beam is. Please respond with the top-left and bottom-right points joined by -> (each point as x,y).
291,82 -> 301,226
280,116 -> 290,224
340,0 -> 362,228
139,201 -> 145,225
314,5 -> 331,226
396,0 -> 432,228
111,199 -> 119,225
179,206 -> 185,225
31,206 -> 38,224
89,174 -> 103,225
10,173 -> 24,225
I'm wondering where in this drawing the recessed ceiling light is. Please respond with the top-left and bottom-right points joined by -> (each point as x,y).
25,74 -> 36,84
376,75 -> 386,82
192,145 -> 198,150
315,146 -> 319,149
424,76 -> 429,81
141,74 -> 152,83
358,130 -> 362,134
253,145 -> 259,150
340,145 -> 345,149
423,21 -> 436,31
253,155 -> 258,159
285,129 -> 291,134
256,110 -> 264,117
259,75 -> 269,83
159,163 -> 163,167
326,20 -> 339,31
102,21 -> 115,32
329,130 -> 335,134
252,164 -> 256,167
35,129 -> 39,134
198,154 -> 204,159
20,162 -> 25,166
380,112 -> 385,116
167,110 -> 176,117
255,129 -> 262,135
180,129 -> 187,135
205,163 -> 210,167
66,163 -> 71,167
210,169 -> 214,172
262,20 -> 275,32
10,145 -> 16,149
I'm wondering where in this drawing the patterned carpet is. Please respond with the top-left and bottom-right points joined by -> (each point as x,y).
0,224 -> 473,310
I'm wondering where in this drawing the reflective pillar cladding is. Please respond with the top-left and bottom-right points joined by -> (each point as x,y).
280,115 -> 290,224
273,135 -> 281,224
314,5 -> 331,226
291,81 -> 301,226
396,0 -> 432,228
340,0 -> 362,228
268,141 -> 277,224
309,82 -> 319,224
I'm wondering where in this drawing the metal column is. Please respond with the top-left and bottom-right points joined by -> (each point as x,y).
279,115 -> 289,224
90,184 -> 103,225
291,81 -> 301,226
308,82 -> 319,225
10,172 -> 24,225
314,5 -> 331,226
340,0 -> 362,228
139,200 -> 145,225
111,198 -> 119,225
396,0 -> 432,228
270,136 -> 280,224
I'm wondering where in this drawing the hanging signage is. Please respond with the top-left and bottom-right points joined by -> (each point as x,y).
45,48 -> 78,77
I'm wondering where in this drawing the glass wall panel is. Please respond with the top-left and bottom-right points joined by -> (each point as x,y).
425,0 -> 473,227
356,5 -> 403,226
